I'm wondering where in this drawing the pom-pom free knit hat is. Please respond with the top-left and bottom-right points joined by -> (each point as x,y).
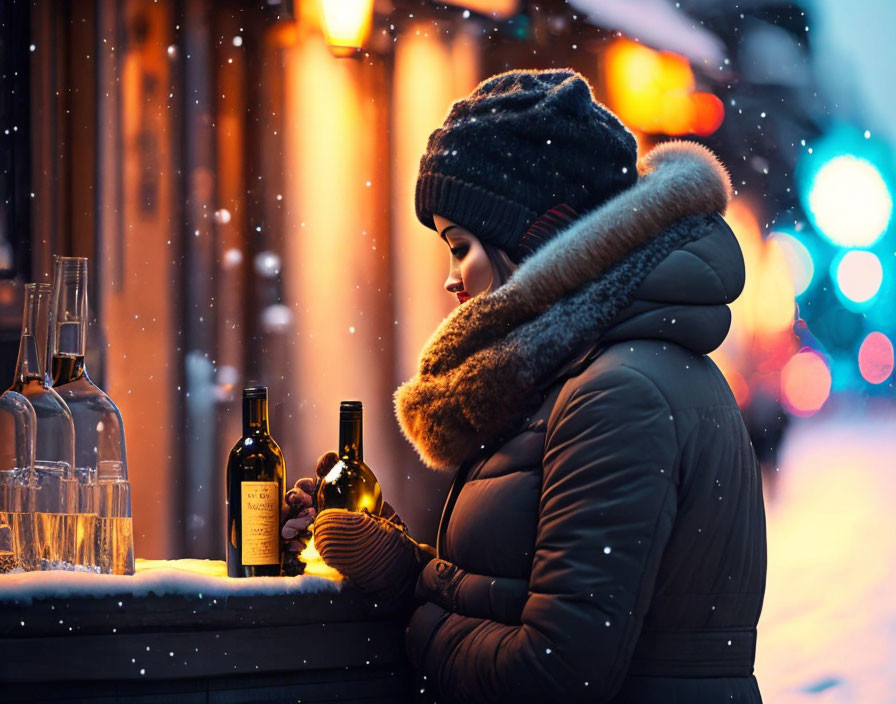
415,68 -> 638,260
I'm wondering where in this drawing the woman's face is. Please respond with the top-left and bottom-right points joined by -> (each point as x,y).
434,214 -> 495,304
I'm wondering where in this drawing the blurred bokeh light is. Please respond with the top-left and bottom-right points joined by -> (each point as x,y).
768,231 -> 815,297
833,250 -> 883,305
605,39 -> 724,137
858,332 -> 895,384
780,350 -> 832,417
805,155 -> 892,248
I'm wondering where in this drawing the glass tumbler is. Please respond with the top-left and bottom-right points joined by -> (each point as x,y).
33,460 -> 73,570
97,460 -> 134,575
72,466 -> 98,572
0,469 -> 31,572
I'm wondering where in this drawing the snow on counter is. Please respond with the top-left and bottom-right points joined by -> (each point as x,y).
0,558 -> 343,605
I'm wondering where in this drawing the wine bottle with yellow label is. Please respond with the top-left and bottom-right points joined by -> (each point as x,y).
315,401 -> 384,515
226,386 -> 285,577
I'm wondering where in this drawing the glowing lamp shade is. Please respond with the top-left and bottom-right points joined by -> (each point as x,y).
834,250 -> 883,304
319,0 -> 374,57
807,156 -> 892,247
858,332 -> 894,384
780,351 -> 831,417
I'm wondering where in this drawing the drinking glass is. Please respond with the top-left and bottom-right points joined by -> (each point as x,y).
0,390 -> 36,570
97,460 -> 134,575
0,469 -> 31,572
72,466 -> 98,572
32,460 -> 73,570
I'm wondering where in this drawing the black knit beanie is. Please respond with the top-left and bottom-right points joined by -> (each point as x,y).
415,68 -> 638,259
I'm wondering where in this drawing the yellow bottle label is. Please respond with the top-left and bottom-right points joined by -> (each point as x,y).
240,481 -> 279,565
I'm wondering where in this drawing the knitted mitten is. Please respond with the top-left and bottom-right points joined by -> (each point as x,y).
313,507 -> 435,606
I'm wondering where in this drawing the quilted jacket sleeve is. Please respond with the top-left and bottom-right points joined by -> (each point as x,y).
406,364 -> 680,703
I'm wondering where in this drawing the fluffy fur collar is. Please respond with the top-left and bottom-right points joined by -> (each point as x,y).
394,141 -> 731,471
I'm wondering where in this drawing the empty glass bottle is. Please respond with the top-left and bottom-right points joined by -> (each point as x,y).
51,257 -> 133,574
9,283 -> 76,570
0,390 -> 35,572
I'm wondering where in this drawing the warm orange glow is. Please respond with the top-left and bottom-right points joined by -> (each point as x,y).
269,20 -> 300,48
724,199 -> 762,340
115,1 -> 178,558
136,558 -> 228,577
658,90 -> 695,136
780,351 -> 831,417
605,39 -> 724,136
755,239 -> 797,335
283,32 -> 398,497
723,198 -> 796,339
711,198 -> 799,432
392,27 -> 479,381
451,0 -> 519,19
858,332 -> 894,384
708,350 -> 751,408
689,93 -> 725,136
300,534 -> 344,580
135,553 -> 343,582
319,0 -> 374,57
358,492 -> 375,512
728,369 -> 752,408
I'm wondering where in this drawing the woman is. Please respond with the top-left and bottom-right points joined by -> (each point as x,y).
287,69 -> 767,703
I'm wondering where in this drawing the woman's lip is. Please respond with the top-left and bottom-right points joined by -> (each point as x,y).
457,292 -> 471,303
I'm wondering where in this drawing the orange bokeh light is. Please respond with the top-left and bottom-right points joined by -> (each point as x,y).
450,0 -> 519,19
780,351 -> 831,417
727,369 -> 752,409
858,332 -> 895,384
689,92 -> 725,136
724,197 -> 796,339
605,39 -> 724,137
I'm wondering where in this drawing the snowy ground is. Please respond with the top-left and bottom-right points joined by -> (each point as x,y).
755,400 -> 896,702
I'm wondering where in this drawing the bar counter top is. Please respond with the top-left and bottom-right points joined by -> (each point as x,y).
0,558 -> 414,703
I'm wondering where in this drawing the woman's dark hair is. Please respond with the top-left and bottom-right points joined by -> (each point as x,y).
482,242 -> 518,291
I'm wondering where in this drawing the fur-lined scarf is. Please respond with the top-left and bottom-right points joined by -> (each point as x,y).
394,141 -> 732,472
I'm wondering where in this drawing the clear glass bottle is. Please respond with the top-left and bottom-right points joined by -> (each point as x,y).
315,401 -> 383,515
8,283 -> 76,570
50,257 -> 133,574
0,390 -> 36,571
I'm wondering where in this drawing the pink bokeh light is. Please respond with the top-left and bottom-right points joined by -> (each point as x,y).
858,332 -> 895,384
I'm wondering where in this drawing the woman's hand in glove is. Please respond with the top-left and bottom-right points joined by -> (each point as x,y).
279,451 -> 348,574
312,452 -> 436,606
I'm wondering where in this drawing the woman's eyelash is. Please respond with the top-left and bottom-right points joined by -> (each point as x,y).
450,246 -> 467,257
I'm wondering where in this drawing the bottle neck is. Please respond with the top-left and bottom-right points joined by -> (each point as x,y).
243,396 -> 270,436
52,353 -> 86,386
339,415 -> 363,462
13,284 -> 53,388
52,257 -> 89,368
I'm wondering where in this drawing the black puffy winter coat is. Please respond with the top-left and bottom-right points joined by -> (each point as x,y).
395,142 -> 767,703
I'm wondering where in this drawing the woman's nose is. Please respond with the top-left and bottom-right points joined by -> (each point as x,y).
444,262 -> 463,293
444,272 -> 463,293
